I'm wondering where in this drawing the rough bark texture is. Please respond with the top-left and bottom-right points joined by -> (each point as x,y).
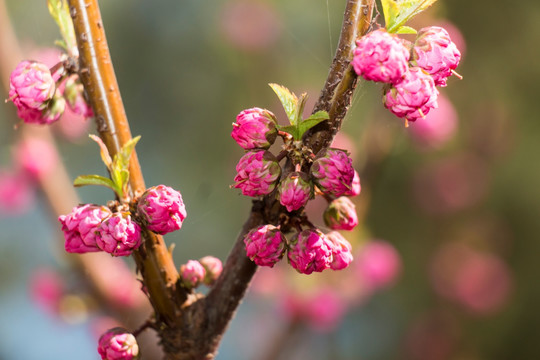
67,0 -> 375,358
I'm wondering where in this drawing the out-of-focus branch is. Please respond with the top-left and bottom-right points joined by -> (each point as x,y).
66,0 -> 184,325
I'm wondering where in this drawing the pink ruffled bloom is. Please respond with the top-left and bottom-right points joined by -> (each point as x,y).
14,137 -> 57,179
59,204 -> 112,254
231,107 -> 277,149
310,148 -> 354,197
345,170 -> 361,197
199,256 -> 223,285
355,240 -> 401,290
326,231 -> 353,270
97,327 -> 139,360
384,67 -> 439,122
408,93 -> 458,149
137,185 -> 187,235
323,196 -> 358,231
233,150 -> 281,197
244,224 -> 286,267
180,260 -> 206,288
96,212 -> 141,257
277,171 -> 312,212
411,26 -> 461,87
352,29 -> 410,84
14,90 -> 65,125
9,60 -> 55,111
288,228 -> 333,274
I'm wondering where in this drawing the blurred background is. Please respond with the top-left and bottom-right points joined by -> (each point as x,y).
0,0 -> 539,359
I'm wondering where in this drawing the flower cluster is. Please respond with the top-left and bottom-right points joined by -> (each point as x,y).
59,185 -> 186,257
179,256 -> 223,289
8,59 -> 93,125
98,327 -> 139,360
352,27 -> 461,123
231,102 -> 361,275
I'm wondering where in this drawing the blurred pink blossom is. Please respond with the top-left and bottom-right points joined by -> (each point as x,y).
303,288 -> 347,332
221,1 -> 280,52
0,169 -> 35,215
14,137 -> 58,179
355,240 -> 401,291
408,93 -> 458,150
29,267 -> 64,314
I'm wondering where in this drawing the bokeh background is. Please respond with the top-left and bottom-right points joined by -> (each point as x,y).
1,0 -> 539,359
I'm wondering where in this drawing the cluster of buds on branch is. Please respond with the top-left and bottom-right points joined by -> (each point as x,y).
231,85 -> 360,274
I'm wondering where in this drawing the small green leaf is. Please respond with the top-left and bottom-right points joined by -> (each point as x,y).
380,0 -> 400,31
298,111 -> 330,139
269,83 -> 298,126
115,136 -> 141,172
89,134 -> 113,170
294,93 -> 308,128
382,0 -> 440,33
279,125 -> 300,140
395,26 -> 417,35
74,174 -> 119,194
47,0 -> 77,55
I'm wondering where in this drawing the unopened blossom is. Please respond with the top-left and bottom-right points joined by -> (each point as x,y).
411,26 -> 461,87
345,170 -> 361,197
199,256 -> 223,285
96,212 -> 141,257
59,204 -> 112,254
9,60 -> 55,111
326,231 -> 353,270
277,172 -> 312,212
15,90 -> 66,125
383,67 -> 439,122
310,148 -> 354,197
63,75 -> 94,118
180,260 -> 206,288
137,185 -> 186,235
323,196 -> 358,231
14,137 -> 57,179
231,107 -> 278,149
352,29 -> 410,84
97,327 -> 139,360
288,228 -> 333,274
244,224 -> 286,267
233,150 -> 281,197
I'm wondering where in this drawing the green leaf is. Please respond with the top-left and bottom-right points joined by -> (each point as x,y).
269,83 -> 298,125
47,0 -> 77,54
279,125 -> 300,140
74,174 -> 120,194
89,134 -> 113,171
298,111 -> 330,139
294,93 -> 308,128
382,0 -> 440,33
395,26 -> 417,35
115,136 -> 141,172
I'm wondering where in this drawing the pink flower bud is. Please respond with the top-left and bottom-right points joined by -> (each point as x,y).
59,204 -> 112,254
326,231 -> 353,270
277,171 -> 312,212
352,29 -> 410,84
96,212 -> 142,257
14,137 -> 57,179
408,92 -> 458,149
310,148 -> 354,197
355,240 -> 401,290
180,260 -> 206,288
97,327 -> 139,360
14,90 -> 66,125
62,75 -> 94,118
233,150 -> 281,197
345,170 -> 361,197
198,256 -> 223,285
411,26 -> 461,87
9,60 -> 55,111
231,107 -> 278,149
323,197 -> 358,231
244,224 -> 286,267
383,67 -> 439,122
288,228 -> 333,274
137,185 -> 187,235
